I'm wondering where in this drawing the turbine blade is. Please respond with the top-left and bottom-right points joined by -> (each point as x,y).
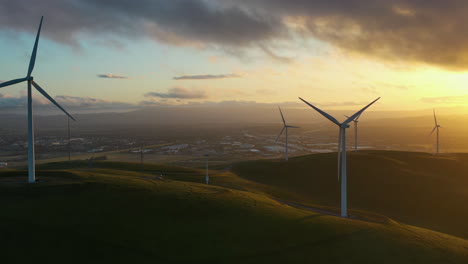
27,16 -> 44,77
337,129 -> 342,182
343,97 -> 381,125
275,127 -> 286,143
433,109 -> 438,126
31,81 -> 76,121
429,126 -> 437,135
278,106 -> 286,125
299,97 -> 341,126
0,77 -> 28,88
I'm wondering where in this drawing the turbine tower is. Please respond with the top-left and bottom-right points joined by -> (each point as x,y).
299,97 -> 380,217
275,106 -> 299,161
430,109 -> 441,154
0,17 -> 76,183
344,113 -> 362,152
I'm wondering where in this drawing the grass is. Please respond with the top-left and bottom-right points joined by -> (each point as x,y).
231,150 -> 468,239
0,158 -> 468,263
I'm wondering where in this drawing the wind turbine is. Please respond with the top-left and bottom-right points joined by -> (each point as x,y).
430,109 -> 441,154
299,97 -> 380,217
344,113 -> 362,152
0,16 -> 76,183
204,154 -> 209,184
140,147 -> 144,171
275,106 -> 299,161
68,117 -> 71,161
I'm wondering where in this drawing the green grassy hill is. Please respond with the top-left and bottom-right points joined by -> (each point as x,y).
1,160 -> 468,263
231,150 -> 468,239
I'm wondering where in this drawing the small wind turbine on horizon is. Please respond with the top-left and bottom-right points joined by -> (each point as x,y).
0,16 -> 76,183
275,106 -> 299,161
430,109 -> 442,154
299,97 -> 380,217
344,113 -> 362,152
68,117 -> 71,161
204,154 -> 209,184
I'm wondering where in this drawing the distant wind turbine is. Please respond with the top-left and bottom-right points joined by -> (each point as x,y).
344,113 -> 362,152
204,154 -> 209,184
68,117 -> 71,161
140,147 -> 144,171
430,109 -> 442,154
275,106 -> 299,161
299,97 -> 380,217
0,17 -> 76,183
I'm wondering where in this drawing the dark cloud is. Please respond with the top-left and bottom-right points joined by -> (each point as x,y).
145,87 -> 207,99
2,1 -> 468,69
244,0 -> 468,70
0,0 -> 283,48
97,74 -> 129,79
173,74 -> 240,80
420,95 -> 468,104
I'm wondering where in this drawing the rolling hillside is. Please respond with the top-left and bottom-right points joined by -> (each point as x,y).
1,160 -> 468,263
232,150 -> 468,239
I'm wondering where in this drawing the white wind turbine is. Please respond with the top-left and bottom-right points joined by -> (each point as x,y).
0,16 -> 76,183
299,97 -> 380,217
430,109 -> 441,154
275,106 -> 299,161
204,154 -> 209,184
344,113 -> 362,152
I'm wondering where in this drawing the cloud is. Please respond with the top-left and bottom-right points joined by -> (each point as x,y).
54,95 -> 135,109
138,98 -> 378,109
145,87 -> 207,99
0,93 -> 135,112
0,0 -> 284,48
97,74 -> 129,79
0,93 -> 28,108
258,44 -> 294,64
4,1 -> 468,69
173,74 -> 240,80
420,95 -> 468,104
243,0 -> 468,70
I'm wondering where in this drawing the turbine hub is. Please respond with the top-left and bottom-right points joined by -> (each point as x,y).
28,76 -> 34,81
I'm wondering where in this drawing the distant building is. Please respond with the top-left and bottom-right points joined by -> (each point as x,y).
88,148 -> 104,153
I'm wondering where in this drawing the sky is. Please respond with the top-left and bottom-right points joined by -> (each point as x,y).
0,0 -> 467,114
